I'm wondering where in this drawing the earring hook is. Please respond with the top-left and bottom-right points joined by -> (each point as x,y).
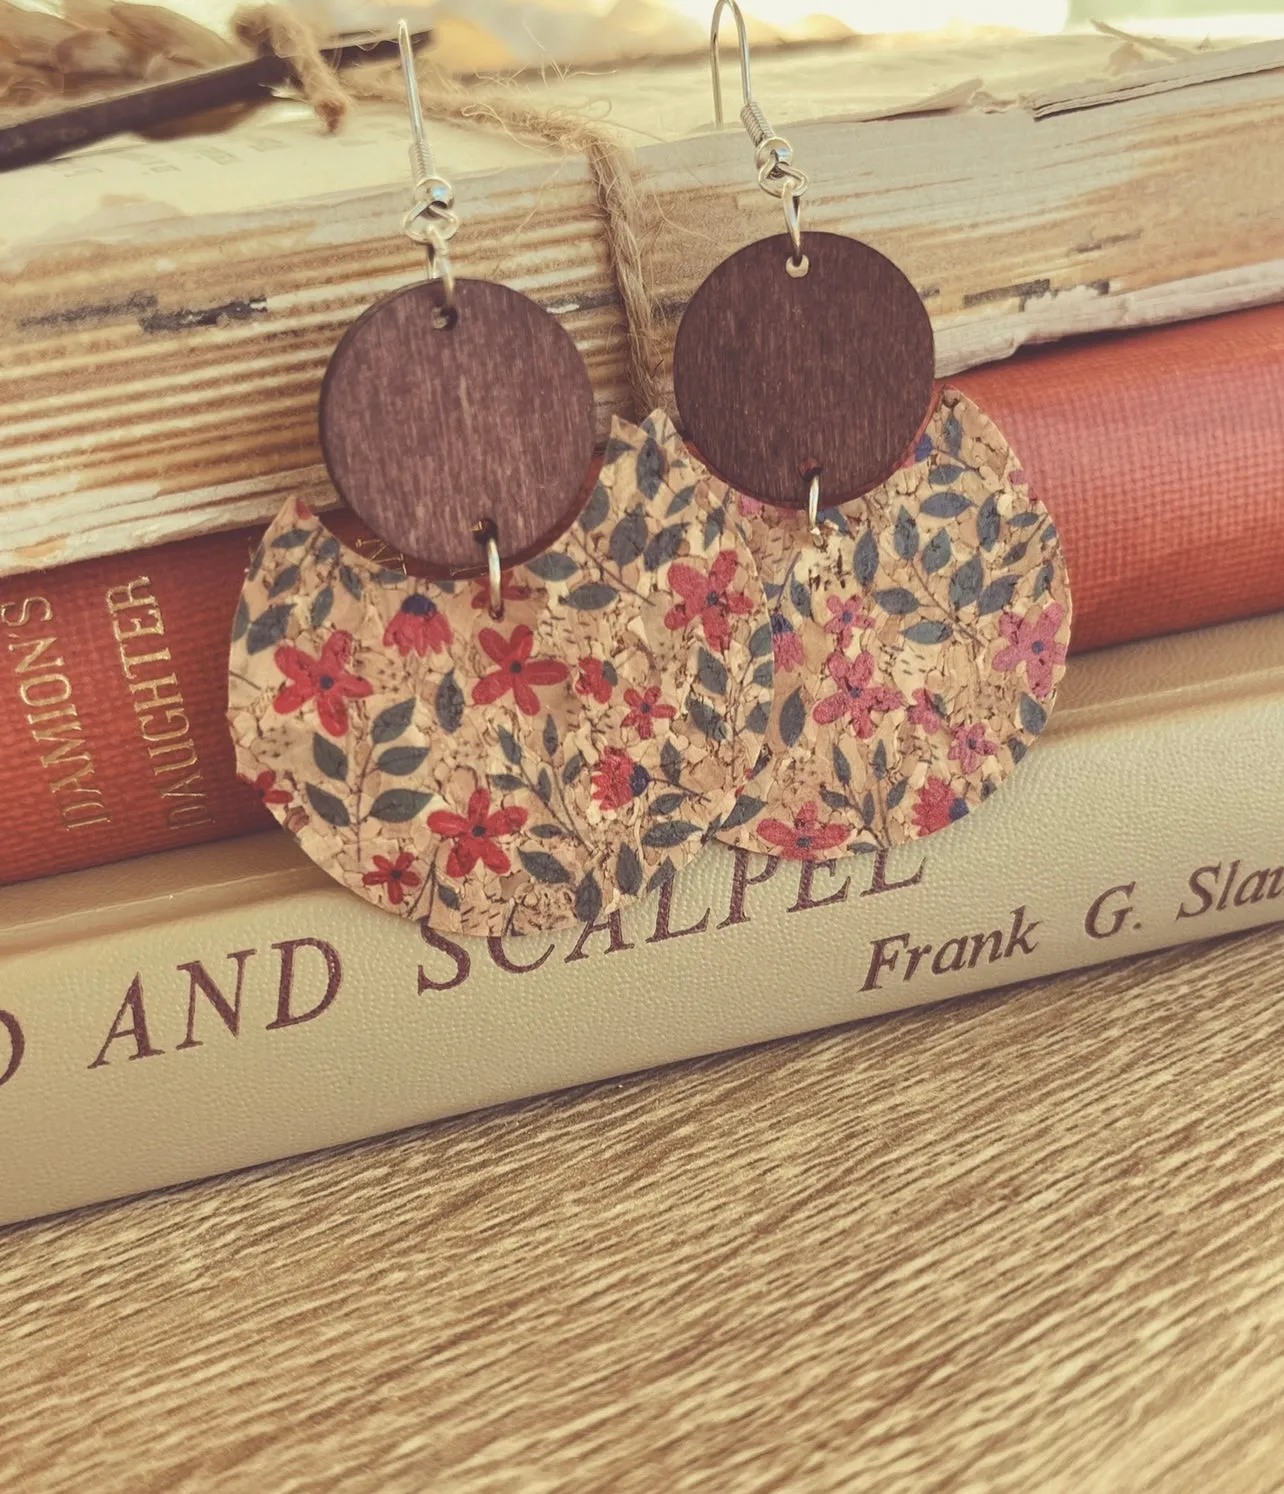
709,0 -> 752,128
399,17 -> 433,189
396,18 -> 460,322
707,2 -> 809,270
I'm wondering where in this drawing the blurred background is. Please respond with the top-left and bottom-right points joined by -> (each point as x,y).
2,0 -> 1282,125
167,0 -> 1284,63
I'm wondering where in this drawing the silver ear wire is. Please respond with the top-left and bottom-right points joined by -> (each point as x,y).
709,0 -> 808,271
397,18 -> 460,322
709,0 -> 753,128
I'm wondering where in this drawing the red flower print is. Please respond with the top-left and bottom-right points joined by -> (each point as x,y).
470,572 -> 530,611
736,492 -> 765,518
811,651 -> 904,739
472,625 -> 570,716
252,769 -> 292,806
907,687 -> 945,734
771,611 -> 804,671
664,550 -> 754,653
823,593 -> 874,651
993,603 -> 1067,701
427,788 -> 528,878
383,593 -> 452,657
361,850 -> 422,907
575,655 -> 615,705
591,746 -> 651,811
758,802 -> 851,860
949,721 -> 998,774
913,776 -> 969,836
273,631 -> 372,738
621,685 -> 676,740
295,501 -> 314,520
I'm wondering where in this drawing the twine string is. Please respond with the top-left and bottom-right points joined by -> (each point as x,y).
232,4 -> 663,419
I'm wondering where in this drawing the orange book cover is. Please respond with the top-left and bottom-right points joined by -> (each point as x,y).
2,305 -> 1282,885
954,303 -> 1284,651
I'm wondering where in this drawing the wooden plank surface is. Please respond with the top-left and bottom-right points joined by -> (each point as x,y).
2,921 -> 1283,1492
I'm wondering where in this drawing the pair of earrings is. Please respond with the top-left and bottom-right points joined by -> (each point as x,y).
228,7 -> 1072,938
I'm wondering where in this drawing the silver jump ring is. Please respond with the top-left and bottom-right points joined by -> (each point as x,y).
486,535 -> 503,619
401,199 -> 460,246
807,471 -> 821,537
755,137 -> 800,186
425,230 -> 457,325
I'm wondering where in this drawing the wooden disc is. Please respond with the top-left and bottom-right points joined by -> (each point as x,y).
672,232 -> 936,507
319,279 -> 596,576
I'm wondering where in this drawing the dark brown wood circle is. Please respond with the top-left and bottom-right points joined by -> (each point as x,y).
672,231 -> 936,508
319,278 -> 596,576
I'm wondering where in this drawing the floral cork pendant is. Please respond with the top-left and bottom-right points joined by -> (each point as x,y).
228,414 -> 773,935
705,390 -> 1072,859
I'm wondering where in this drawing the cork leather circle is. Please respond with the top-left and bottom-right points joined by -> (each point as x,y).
318,279 -> 597,577
672,232 -> 936,507
706,389 -> 1073,859
228,413 -> 774,936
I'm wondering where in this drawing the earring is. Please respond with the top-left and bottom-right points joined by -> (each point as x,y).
228,22 -> 773,935
673,1 -> 1072,861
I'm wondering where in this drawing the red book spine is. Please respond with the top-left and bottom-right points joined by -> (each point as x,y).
0,528 -> 272,886
3,305 -> 1283,886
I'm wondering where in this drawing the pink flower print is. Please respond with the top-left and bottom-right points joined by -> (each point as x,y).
823,593 -> 874,651
575,656 -> 614,705
812,651 -> 903,739
949,721 -> 998,774
471,625 -> 570,716
736,493 -> 766,518
771,611 -> 804,671
913,776 -> 969,836
907,688 -> 945,734
273,631 -> 372,738
591,747 -> 650,811
427,789 -> 527,878
757,802 -> 851,860
621,686 -> 675,741
664,550 -> 754,653
993,603 -> 1067,701
383,593 -> 452,657
251,769 -> 292,807
361,851 -> 422,907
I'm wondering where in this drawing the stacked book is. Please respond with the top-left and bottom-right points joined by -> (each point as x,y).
2,31 -> 1284,1225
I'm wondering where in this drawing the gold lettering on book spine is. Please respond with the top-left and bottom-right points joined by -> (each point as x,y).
107,577 -> 214,830
1,594 -> 111,830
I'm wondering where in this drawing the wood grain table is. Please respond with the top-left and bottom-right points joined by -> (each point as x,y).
3,923 -> 1284,1493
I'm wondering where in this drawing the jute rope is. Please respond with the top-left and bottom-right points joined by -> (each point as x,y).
233,5 -> 664,419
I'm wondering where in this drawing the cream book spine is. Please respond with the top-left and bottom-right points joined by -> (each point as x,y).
1,615 -> 1282,1225
3,34 -> 1284,576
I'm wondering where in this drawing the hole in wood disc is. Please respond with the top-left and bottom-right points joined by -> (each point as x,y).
673,232 -> 935,508
319,279 -> 596,577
